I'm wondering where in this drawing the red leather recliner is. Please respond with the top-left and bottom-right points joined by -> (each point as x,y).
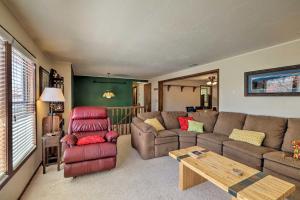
61,106 -> 119,178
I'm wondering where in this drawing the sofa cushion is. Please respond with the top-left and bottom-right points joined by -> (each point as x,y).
137,111 -> 164,126
161,111 -> 187,129
170,129 -> 197,143
263,151 -> 300,169
282,118 -> 300,153
188,111 -> 218,132
223,140 -> 275,159
197,139 -> 223,154
264,159 -> 300,183
157,130 -> 178,138
170,129 -> 197,137
213,112 -> 246,136
223,146 -> 263,170
155,136 -> 178,145
64,142 -> 117,164
243,115 -> 287,149
180,142 -> 196,149
197,133 -> 230,145
155,142 -> 178,157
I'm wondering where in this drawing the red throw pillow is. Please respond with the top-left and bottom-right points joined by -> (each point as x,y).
178,117 -> 193,130
77,135 -> 105,146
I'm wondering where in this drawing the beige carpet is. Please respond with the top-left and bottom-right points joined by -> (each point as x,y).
21,135 -> 230,200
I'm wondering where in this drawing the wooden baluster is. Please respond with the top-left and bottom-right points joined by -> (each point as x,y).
125,108 -> 128,135
120,108 -> 122,134
116,108 -> 119,133
111,108 -> 114,132
129,107 -> 132,134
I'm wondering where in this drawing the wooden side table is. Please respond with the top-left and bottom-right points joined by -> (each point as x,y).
42,133 -> 62,174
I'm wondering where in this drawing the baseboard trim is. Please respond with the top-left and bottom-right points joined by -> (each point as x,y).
17,162 -> 42,200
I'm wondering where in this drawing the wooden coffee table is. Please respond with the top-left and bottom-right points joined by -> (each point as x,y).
169,146 -> 295,200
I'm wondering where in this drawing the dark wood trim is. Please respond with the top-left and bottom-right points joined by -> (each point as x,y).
158,69 -> 220,111
5,42 -> 13,176
244,64 -> 300,96
17,162 -> 42,200
158,81 -> 163,111
0,24 -> 36,59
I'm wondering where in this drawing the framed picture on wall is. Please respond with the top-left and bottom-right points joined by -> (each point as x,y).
39,66 -> 49,96
245,64 -> 300,96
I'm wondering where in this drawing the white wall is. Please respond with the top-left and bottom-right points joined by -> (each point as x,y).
212,85 -> 218,107
163,80 -> 201,111
151,39 -> 300,118
53,62 -> 72,133
0,1 -> 54,199
137,83 -> 145,106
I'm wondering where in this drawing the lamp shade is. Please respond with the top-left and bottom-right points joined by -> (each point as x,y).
40,87 -> 65,102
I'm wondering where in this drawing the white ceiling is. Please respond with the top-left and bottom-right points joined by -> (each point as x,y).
3,0 -> 300,79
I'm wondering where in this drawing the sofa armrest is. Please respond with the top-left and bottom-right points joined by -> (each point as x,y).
105,131 -> 119,143
132,117 -> 158,136
60,134 -> 78,147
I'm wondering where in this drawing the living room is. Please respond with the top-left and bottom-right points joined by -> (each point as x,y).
0,1 -> 300,200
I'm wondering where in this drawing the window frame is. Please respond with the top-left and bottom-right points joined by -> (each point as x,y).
0,42 -> 37,190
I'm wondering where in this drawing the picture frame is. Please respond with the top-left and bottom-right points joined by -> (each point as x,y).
39,66 -> 49,96
244,64 -> 300,96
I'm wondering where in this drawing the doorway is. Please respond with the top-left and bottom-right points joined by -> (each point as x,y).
132,82 -> 151,112
158,69 -> 219,112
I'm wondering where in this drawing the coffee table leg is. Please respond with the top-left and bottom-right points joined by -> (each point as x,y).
179,162 -> 206,190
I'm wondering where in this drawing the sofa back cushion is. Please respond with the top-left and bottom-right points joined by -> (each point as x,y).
137,111 -> 164,126
282,118 -> 300,153
161,111 -> 187,129
213,112 -> 246,136
188,111 -> 218,132
243,115 -> 287,149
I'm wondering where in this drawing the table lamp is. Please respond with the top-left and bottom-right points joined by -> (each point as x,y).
40,87 -> 65,133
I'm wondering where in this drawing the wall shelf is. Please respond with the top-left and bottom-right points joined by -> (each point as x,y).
164,84 -> 200,92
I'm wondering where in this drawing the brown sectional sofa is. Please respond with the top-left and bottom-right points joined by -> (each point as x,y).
131,111 -> 300,199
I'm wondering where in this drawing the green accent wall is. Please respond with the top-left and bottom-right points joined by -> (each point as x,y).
73,76 -> 133,107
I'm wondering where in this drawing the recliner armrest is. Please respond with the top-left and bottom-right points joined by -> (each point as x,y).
132,117 -> 158,136
60,134 -> 78,147
105,131 -> 119,143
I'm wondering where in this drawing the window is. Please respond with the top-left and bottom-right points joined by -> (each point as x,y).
0,37 -> 7,178
0,26 -> 37,188
11,48 -> 36,168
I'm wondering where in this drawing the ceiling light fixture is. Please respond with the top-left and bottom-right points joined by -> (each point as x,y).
102,73 -> 116,99
207,76 -> 218,86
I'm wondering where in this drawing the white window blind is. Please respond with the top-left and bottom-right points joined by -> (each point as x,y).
0,37 -> 7,176
12,47 -> 36,168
